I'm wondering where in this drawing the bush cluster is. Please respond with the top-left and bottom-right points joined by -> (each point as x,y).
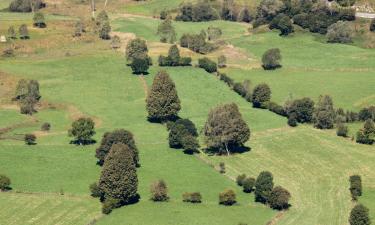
182,192 -> 202,203
180,33 -> 216,54
167,119 -> 199,154
349,175 -> 362,201
14,79 -> 41,115
219,189 -> 236,206
198,57 -> 217,73
158,45 -> 191,67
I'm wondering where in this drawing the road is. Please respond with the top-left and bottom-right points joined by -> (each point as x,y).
356,12 -> 375,19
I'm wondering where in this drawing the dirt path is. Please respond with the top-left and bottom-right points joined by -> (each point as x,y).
139,74 -> 149,98
356,12 -> 375,18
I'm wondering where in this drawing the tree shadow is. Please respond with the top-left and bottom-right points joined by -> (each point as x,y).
204,145 -> 251,156
69,139 -> 96,145
147,115 -> 180,124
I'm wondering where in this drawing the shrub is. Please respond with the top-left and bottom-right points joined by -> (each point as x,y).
158,45 -> 191,67
252,83 -> 271,108
130,55 -> 150,74
99,21 -> 111,40
268,102 -> 287,117
270,14 -> 294,36
33,12 -> 46,28
218,55 -> 227,68
243,177 -> 255,193
2,48 -> 15,57
90,182 -> 102,198
168,119 -> 199,153
198,57 -> 217,73
219,162 -> 226,174
8,26 -> 17,39
255,171 -> 274,204
126,38 -> 149,64
336,123 -> 348,137
356,119 -> 375,145
349,204 -> 371,225
102,198 -> 119,214
150,180 -> 169,202
287,98 -> 315,123
269,186 -> 291,210
327,21 -> 353,44
219,73 -> 234,87
236,174 -> 247,186
349,175 -> 362,201
182,192 -> 202,203
313,95 -> 335,129
41,122 -> 51,131
287,113 -> 298,127
0,175 -> 11,191
207,26 -> 222,41
262,48 -> 281,70
9,0 -> 45,12
68,117 -> 96,145
157,18 -> 176,43
219,189 -> 236,205
20,96 -> 37,115
73,20 -> 85,37
176,1 -> 219,22
111,35 -> 121,49
358,106 -> 375,121
24,134 -> 36,145
19,24 -> 29,39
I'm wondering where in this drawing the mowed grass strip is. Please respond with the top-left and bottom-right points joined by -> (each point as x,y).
0,192 -> 101,225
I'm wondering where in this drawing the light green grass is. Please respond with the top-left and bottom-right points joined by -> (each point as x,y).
0,109 -> 26,128
0,192 -> 101,225
202,125 -> 375,225
360,188 -> 375,222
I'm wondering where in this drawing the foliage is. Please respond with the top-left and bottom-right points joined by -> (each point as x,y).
218,55 -> 227,68
198,57 -> 217,73
158,45 -> 191,67
95,129 -> 139,167
146,70 -> 181,122
269,186 -> 291,210
349,204 -> 371,225
126,38 -> 149,63
203,103 -> 250,155
19,24 -> 29,39
20,96 -> 37,115
356,119 -> 375,145
180,33 -> 216,54
236,174 -> 246,186
219,189 -> 236,206
349,175 -> 362,201
370,19 -> 375,32
168,119 -> 199,154
253,0 -> 285,27
358,106 -> 375,122
219,162 -> 226,174
313,95 -> 335,129
268,102 -> 287,117
239,7 -> 253,23
68,118 -> 96,145
327,21 -> 353,44
73,20 -> 85,37
9,0 -> 45,12
270,13 -> 294,36
7,26 -> 17,39
207,26 -> 222,41
111,35 -> 121,49
262,48 -> 282,70
255,171 -> 274,204
41,122 -> 51,131
243,177 -> 255,193
33,12 -> 46,28
89,182 -> 102,198
99,21 -> 111,40
99,143 -> 139,206
175,1 -> 219,22
286,98 -> 315,123
150,180 -> 169,202
157,18 -> 176,43
24,134 -> 36,145
130,55 -> 150,74
182,192 -> 202,203
0,175 -> 11,191
252,83 -> 271,108
287,113 -> 298,127
336,123 -> 348,137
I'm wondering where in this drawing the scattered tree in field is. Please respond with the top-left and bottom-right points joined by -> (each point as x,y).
370,19 -> 375,32
99,21 -> 111,40
219,189 -> 236,205
337,123 -> 348,137
9,0 -> 45,12
68,117 -> 96,145
150,180 -> 169,202
168,119 -> 199,154
28,80 -> 41,100
24,133 -> 36,145
349,175 -> 362,201
8,26 -> 17,39
286,98 -> 315,123
183,192 -> 202,203
203,103 -> 250,155
111,35 -> 121,49
219,162 -> 226,174
33,12 -> 46,28
262,48 -> 282,70
356,119 -> 375,145
73,20 -> 85,37
327,21 -> 353,44
126,38 -> 149,64
349,204 -> 371,225
218,55 -> 227,68
269,186 -> 291,210
207,26 -> 222,41
157,18 -> 176,43
96,10 -> 109,26
252,83 -> 271,108
236,174 -> 246,186
146,71 -> 181,122
255,171 -> 274,204
15,79 -> 29,100
20,96 -> 37,115
160,9 -> 168,20
243,177 -> 256,193
198,57 -> 217,73
0,175 -> 11,191
358,106 -> 375,122
130,55 -> 150,74
98,143 -> 139,212
96,129 -> 139,167
19,24 -> 29,39
159,45 -> 191,67
41,122 -> 51,131
313,95 -> 335,129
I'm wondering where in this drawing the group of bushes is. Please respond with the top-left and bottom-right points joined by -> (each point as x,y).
348,175 -> 371,225
149,180 -> 203,203
180,33 -> 217,54
9,0 -> 45,12
167,119 -> 199,154
126,38 -> 152,74
0,174 -> 11,191
14,79 -> 41,115
158,45 -> 191,67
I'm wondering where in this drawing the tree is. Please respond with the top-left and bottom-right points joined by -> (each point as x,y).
254,0 -> 285,26
167,45 -> 180,66
270,14 -> 294,36
337,123 -> 348,137
157,18 -> 176,43
218,55 -> 227,68
99,143 -> 139,209
239,8 -> 253,23
287,98 -> 315,123
20,96 -> 37,115
287,113 -> 298,127
150,180 -> 169,202
262,48 -> 282,70
33,12 -> 46,28
221,0 -> 236,21
356,119 -> 375,145
96,129 -> 139,167
111,35 -> 121,49
9,0 -> 45,12
130,55 -> 150,74
313,95 -> 335,129
370,19 -> 375,32
198,57 -> 217,73
252,83 -> 271,108
99,21 -> 111,40
0,174 -> 11,191
207,26 -> 222,41
349,175 -> 362,201
236,174 -> 246,186
219,189 -> 236,205
327,21 -> 353,44
146,71 -> 181,122
24,133 -> 36,145
73,20 -> 85,37
126,38 -> 149,64
183,192 -> 202,203
243,177 -> 255,193
28,80 -> 41,100
68,117 -> 96,145
15,79 -> 29,100
19,24 -> 29,39
255,171 -> 274,204
269,186 -> 291,210
96,10 -> 109,26
8,26 -> 17,39
168,119 -> 199,153
89,182 -> 101,198
203,103 -> 250,155
349,204 -> 371,225
41,122 -> 51,131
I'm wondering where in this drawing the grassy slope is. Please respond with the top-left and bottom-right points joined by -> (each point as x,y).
0,53 -> 282,224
